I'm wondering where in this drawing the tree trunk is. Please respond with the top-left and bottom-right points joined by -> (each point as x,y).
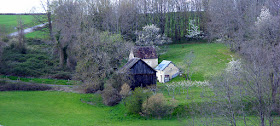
47,12 -> 55,42
59,45 -> 65,68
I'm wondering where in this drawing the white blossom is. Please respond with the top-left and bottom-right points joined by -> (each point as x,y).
186,19 -> 203,39
225,56 -> 242,74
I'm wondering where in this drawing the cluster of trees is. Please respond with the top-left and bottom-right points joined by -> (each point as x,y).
46,0 -> 205,42
203,0 -> 280,125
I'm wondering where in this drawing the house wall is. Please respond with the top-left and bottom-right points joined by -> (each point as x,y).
163,63 -> 180,79
156,70 -> 165,83
156,63 -> 180,83
142,59 -> 158,68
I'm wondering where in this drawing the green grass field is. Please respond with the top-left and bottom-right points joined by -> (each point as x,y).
0,91 -> 183,126
25,27 -> 50,39
2,43 -> 275,125
159,43 -> 234,81
1,91 -> 277,126
0,15 -> 45,33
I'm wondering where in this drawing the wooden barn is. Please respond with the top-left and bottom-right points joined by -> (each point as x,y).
118,58 -> 157,89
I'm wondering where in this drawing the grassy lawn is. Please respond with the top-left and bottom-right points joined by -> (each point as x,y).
1,43 -> 279,125
0,91 -> 277,126
159,43 -> 234,81
0,75 -> 79,85
0,15 -> 45,33
0,91 -> 183,126
25,27 -> 50,39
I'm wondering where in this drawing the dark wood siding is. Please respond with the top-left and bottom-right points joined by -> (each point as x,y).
129,60 -> 156,89
131,60 -> 155,74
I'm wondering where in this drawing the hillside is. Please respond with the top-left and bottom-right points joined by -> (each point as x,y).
0,42 -> 237,125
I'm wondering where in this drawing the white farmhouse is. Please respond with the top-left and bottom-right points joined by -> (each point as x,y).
129,46 -> 158,68
155,60 -> 180,83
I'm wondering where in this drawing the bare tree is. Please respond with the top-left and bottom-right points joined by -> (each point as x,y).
17,17 -> 26,53
178,50 -> 195,81
52,0 -> 84,68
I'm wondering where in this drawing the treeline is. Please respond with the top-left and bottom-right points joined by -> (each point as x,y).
64,0 -> 206,41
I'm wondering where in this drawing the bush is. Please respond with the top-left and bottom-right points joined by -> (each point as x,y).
0,81 -> 52,91
171,105 -> 188,117
125,88 -> 152,114
108,73 -> 132,91
142,93 -> 177,118
83,82 -> 104,94
102,85 -> 121,106
0,45 -> 58,77
120,83 -> 131,98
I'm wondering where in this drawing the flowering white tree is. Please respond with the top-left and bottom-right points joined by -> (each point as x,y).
135,24 -> 172,46
225,56 -> 242,75
186,19 -> 203,39
255,7 -> 272,29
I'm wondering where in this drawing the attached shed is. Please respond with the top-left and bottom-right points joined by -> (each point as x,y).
155,60 -> 180,83
129,46 -> 158,68
118,58 -> 157,89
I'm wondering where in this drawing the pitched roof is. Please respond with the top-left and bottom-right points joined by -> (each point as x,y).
118,58 -> 141,73
132,46 -> 157,59
155,60 -> 172,71
118,58 -> 156,73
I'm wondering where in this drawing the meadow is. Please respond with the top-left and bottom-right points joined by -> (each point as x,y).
159,42 -> 234,81
0,15 -> 45,33
0,42 -> 241,126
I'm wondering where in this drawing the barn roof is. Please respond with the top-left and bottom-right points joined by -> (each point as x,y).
132,46 -> 157,59
118,58 -> 156,73
155,60 -> 172,71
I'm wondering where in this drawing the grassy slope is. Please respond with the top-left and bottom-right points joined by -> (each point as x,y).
159,43 -> 234,81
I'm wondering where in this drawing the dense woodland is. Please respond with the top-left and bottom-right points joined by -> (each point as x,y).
0,0 -> 280,125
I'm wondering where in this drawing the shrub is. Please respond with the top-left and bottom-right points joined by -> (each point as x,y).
102,85 -> 121,106
0,45 -> 58,77
0,81 -> 52,91
171,105 -> 188,117
108,73 -> 132,91
142,93 -> 177,118
83,82 -> 104,94
120,83 -> 131,98
125,88 -> 152,114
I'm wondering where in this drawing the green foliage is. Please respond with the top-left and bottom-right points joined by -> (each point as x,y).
0,81 -> 52,91
0,38 -> 68,78
0,75 -> 77,85
102,85 -> 121,106
0,46 -> 55,77
125,88 -> 152,114
171,105 -> 188,117
142,93 -> 177,118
